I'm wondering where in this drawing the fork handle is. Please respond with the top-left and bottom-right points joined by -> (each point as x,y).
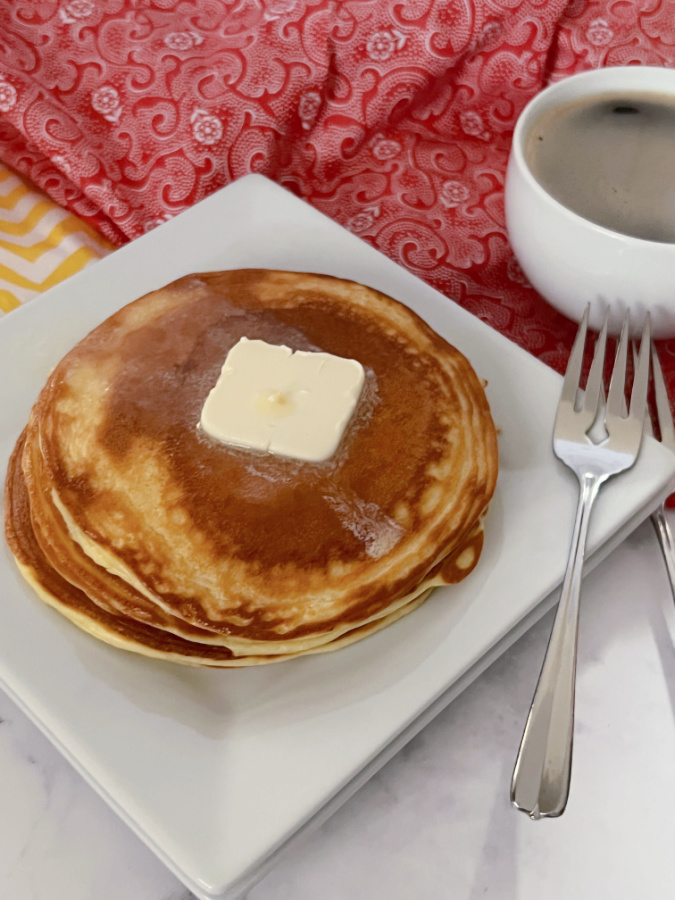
511,471 -> 604,819
651,507 -> 675,604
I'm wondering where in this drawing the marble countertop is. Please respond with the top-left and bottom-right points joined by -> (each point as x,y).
2,513 -> 675,900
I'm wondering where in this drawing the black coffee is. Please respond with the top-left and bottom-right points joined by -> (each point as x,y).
525,90 -> 675,243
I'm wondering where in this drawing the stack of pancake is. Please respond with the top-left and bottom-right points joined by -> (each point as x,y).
4,270 -> 498,666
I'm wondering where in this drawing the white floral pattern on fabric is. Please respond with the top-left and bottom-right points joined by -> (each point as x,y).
298,91 -> 321,130
66,0 -> 93,17
164,32 -> 203,51
190,110 -> 223,145
371,135 -> 402,160
366,30 -> 406,61
440,181 -> 469,208
587,19 -> 614,47
0,78 -> 16,113
91,86 -> 121,123
347,206 -> 379,233
459,110 -> 491,141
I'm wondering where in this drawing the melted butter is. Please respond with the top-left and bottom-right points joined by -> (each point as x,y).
254,390 -> 297,418
200,338 -> 365,462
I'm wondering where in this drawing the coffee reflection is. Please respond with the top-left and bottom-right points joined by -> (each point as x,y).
525,91 -> 675,243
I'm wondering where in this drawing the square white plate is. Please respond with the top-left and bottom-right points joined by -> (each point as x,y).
1,175 -> 674,899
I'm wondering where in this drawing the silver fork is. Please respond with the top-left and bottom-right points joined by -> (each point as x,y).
511,308 -> 651,820
646,344 -> 675,599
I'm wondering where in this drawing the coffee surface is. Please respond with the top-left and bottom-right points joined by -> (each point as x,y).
525,91 -> 675,243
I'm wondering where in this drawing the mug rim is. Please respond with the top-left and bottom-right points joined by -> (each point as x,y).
509,65 -> 675,249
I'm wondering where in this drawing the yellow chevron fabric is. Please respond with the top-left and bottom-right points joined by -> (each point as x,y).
0,164 -> 113,315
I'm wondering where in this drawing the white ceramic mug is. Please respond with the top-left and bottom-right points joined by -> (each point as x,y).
505,66 -> 675,338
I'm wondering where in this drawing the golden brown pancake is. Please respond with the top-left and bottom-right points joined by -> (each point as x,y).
21,404 -> 485,657
7,432 -> 439,666
5,270 -> 498,665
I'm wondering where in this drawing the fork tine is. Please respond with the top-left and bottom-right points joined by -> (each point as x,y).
561,306 -> 589,406
631,341 -> 653,437
582,311 -> 608,418
652,341 -> 675,452
606,314 -> 630,419
629,315 -> 651,424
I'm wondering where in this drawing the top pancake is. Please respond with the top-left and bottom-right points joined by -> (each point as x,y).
28,270 -> 498,647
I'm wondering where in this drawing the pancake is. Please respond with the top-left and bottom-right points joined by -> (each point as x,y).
6,432 -> 439,666
21,401 -> 486,657
5,269 -> 498,665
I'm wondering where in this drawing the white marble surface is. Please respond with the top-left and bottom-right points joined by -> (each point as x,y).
3,513 -> 675,900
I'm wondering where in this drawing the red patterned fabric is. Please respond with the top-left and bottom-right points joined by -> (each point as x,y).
1,0 -> 675,397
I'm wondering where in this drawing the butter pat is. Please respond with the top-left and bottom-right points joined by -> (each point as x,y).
201,338 -> 365,462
